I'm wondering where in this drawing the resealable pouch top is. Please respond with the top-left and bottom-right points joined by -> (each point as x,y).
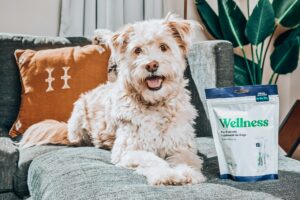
205,85 -> 279,182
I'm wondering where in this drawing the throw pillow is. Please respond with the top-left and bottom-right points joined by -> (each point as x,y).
9,45 -> 110,137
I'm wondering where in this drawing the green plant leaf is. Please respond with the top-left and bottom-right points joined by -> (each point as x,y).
271,38 -> 300,74
245,0 -> 275,45
273,0 -> 300,27
218,0 -> 249,48
195,0 -> 223,39
274,26 -> 300,47
234,54 -> 261,85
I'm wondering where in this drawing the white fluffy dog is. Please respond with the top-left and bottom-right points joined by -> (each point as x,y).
20,14 -> 206,185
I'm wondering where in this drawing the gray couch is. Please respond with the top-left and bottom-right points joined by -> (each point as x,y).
0,33 -> 299,200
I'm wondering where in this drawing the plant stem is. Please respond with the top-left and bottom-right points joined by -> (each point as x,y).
258,42 -> 264,83
274,73 -> 279,84
251,45 -> 256,84
259,42 -> 265,68
241,47 -> 255,84
262,26 -> 277,73
255,47 -> 260,63
269,72 -> 275,84
247,0 -> 256,84
255,47 -> 260,83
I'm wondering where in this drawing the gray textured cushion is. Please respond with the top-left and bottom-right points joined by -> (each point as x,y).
198,138 -> 300,200
27,138 -> 297,200
203,157 -> 300,200
0,33 -> 90,137
0,138 -> 18,192
0,192 -> 21,200
188,41 -> 234,137
13,145 -> 67,197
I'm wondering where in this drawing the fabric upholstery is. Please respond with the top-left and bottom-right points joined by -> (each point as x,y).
0,192 -> 21,200
0,138 -> 18,192
13,145 -> 67,197
0,33 -> 91,137
187,41 -> 234,137
198,139 -> 300,200
26,138 -> 300,200
10,45 -> 110,137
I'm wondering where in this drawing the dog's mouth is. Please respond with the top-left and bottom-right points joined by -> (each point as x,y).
145,75 -> 164,91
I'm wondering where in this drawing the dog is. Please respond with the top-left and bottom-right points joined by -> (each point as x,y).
20,14 -> 206,185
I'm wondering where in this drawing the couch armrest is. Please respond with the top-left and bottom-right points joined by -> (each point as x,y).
0,137 -> 19,192
187,40 -> 234,114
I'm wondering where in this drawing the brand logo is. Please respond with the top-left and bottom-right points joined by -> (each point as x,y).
219,118 -> 269,128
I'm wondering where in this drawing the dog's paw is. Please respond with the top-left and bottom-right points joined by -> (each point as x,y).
175,164 -> 206,184
184,170 -> 206,184
111,151 -> 122,165
114,152 -> 144,169
147,170 -> 191,186
136,166 -> 192,186
115,158 -> 140,169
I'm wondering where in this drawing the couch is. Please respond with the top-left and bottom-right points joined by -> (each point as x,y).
0,33 -> 299,200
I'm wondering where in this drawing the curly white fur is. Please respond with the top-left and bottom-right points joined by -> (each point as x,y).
21,14 -> 206,185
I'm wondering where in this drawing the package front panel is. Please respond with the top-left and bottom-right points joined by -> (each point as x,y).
206,85 -> 279,182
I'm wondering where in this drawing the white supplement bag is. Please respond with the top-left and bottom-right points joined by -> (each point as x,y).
205,85 -> 279,182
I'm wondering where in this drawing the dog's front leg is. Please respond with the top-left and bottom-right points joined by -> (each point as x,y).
110,125 -> 193,185
110,123 -> 170,169
110,124 -> 132,164
67,99 -> 92,146
116,150 -> 193,186
166,149 -> 206,184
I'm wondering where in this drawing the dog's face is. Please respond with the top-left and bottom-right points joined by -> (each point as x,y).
106,15 -> 200,104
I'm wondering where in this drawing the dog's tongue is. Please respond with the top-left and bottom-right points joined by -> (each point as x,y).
146,77 -> 162,89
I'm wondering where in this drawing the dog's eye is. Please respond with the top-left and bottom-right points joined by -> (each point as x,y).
159,44 -> 169,52
134,47 -> 142,55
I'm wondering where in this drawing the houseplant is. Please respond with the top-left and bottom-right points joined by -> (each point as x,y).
195,0 -> 300,85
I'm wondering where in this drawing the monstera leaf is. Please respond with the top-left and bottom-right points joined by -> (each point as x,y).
273,0 -> 300,27
218,0 -> 249,48
245,0 -> 275,45
234,55 -> 261,85
274,26 -> 300,47
271,38 -> 300,74
195,0 -> 223,39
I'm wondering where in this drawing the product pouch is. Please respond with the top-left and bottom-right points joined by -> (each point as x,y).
205,85 -> 279,182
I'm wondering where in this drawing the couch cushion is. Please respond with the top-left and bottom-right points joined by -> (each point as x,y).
184,61 -> 213,138
13,145 -> 67,197
187,41 -> 234,137
0,33 -> 90,137
0,192 -> 21,200
0,138 -> 18,192
27,144 -> 286,199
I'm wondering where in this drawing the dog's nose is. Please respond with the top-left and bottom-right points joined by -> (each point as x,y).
146,61 -> 159,72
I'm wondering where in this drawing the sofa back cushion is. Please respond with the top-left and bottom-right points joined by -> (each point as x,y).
9,45 -> 110,137
0,34 -> 91,137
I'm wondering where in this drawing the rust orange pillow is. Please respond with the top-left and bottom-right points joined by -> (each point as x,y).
10,45 -> 110,137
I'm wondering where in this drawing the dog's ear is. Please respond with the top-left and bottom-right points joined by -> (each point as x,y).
93,29 -> 114,47
111,24 -> 134,55
165,14 -> 202,55
93,27 -> 133,55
